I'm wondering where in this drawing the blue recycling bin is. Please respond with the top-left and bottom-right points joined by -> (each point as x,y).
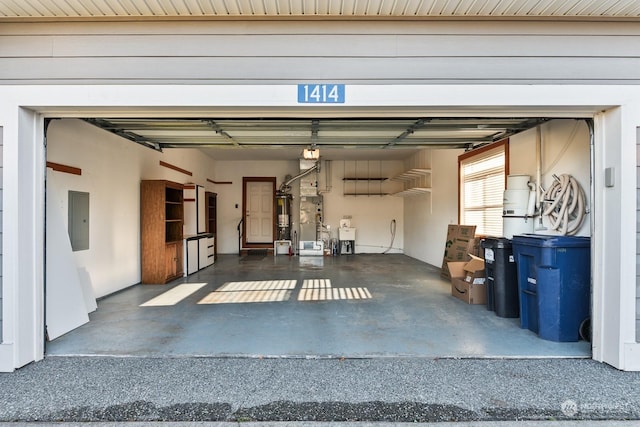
511,234 -> 590,342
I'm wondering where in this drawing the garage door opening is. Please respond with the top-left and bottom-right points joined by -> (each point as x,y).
42,114 -> 593,360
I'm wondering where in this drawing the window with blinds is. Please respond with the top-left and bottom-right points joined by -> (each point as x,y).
459,142 -> 507,237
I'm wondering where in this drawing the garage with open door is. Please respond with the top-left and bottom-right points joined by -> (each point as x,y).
41,114 -> 593,359
1,1 -> 640,371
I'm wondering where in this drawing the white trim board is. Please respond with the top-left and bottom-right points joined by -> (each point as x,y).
0,84 -> 638,371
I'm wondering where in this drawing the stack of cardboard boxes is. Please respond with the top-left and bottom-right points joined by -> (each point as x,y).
440,225 -> 477,280
440,224 -> 486,305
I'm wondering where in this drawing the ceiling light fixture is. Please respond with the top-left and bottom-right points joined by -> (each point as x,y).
303,148 -> 320,160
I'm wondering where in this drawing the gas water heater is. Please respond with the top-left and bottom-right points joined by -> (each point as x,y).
502,175 -> 535,238
276,191 -> 292,240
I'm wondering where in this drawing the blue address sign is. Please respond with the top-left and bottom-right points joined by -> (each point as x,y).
298,84 -> 345,103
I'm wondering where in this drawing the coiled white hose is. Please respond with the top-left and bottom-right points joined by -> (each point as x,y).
541,174 -> 587,235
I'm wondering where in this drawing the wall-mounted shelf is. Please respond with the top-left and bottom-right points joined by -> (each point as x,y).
390,168 -> 432,197
343,177 -> 387,181
392,187 -> 432,197
390,168 -> 431,182
342,160 -> 390,196
344,192 -> 389,196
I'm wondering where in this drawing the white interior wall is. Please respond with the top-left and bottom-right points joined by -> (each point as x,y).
212,159 -> 405,254
403,119 -> 591,268
46,119 -> 217,298
321,160 -> 404,253
509,119 -> 592,237
47,120 -> 409,298
212,160 -> 298,254
403,148 -> 462,266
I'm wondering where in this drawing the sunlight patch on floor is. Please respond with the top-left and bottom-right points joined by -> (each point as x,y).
197,280 -> 296,304
198,289 -> 291,304
298,279 -> 372,301
217,280 -> 297,292
140,283 -> 208,307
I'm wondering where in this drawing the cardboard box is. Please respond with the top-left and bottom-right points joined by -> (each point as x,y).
440,224 -> 477,280
462,255 -> 485,285
456,225 -> 476,239
445,224 -> 458,243
451,238 -> 475,255
448,255 -> 486,304
468,235 -> 483,258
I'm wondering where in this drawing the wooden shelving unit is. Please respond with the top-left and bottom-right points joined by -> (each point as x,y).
141,180 -> 184,284
205,191 -> 217,259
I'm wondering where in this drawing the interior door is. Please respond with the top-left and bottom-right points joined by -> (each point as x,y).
244,178 -> 275,244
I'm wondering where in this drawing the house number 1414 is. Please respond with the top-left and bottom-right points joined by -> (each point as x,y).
298,84 -> 345,103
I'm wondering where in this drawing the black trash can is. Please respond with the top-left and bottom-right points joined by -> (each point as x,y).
481,237 -> 519,318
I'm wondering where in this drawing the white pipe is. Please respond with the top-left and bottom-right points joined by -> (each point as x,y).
318,160 -> 332,194
536,125 -> 542,212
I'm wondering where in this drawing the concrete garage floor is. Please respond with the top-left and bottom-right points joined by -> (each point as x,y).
46,254 -> 590,358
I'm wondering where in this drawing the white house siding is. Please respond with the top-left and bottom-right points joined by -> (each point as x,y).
0,20 -> 640,84
0,127 -> 3,343
637,128 -> 640,343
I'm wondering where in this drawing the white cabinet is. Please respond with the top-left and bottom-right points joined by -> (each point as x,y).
185,239 -> 199,275
184,184 -> 206,235
206,237 -> 215,265
199,236 -> 215,268
184,234 -> 214,276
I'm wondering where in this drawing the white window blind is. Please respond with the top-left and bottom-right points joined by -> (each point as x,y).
460,147 -> 505,237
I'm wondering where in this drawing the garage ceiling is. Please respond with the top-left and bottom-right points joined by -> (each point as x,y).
1,0 -> 639,19
82,116 -> 548,160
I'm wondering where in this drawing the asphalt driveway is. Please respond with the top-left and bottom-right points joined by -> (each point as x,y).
1,356 -> 639,423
